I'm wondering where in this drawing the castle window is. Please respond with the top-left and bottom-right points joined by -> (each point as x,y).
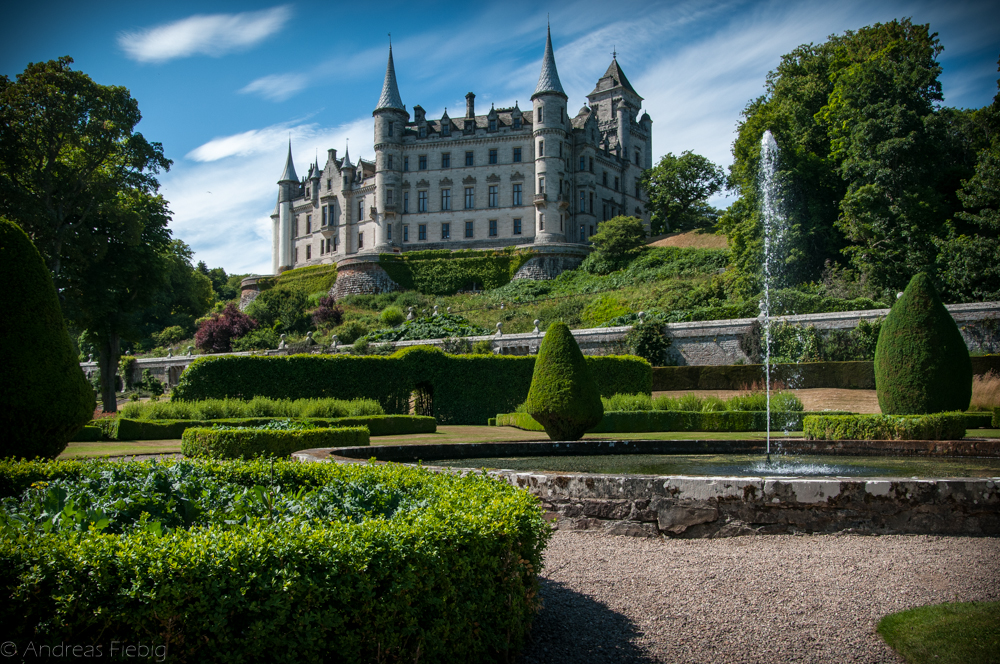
559,143 -> 562,158
295,247 -> 298,262
513,147 -> 522,163
465,220 -> 474,238
512,183 -> 522,206
358,232 -> 363,249
560,214 -> 563,231
589,192 -> 594,213
537,107 -> 543,123
603,204 -> 608,221
442,122 -> 450,136
513,218 -> 522,235
464,120 -> 474,133
441,188 -> 451,210
387,155 -> 393,169
418,191 -> 428,213
579,156 -> 585,171
539,213 -> 544,231
387,224 -> 392,240
334,236 -> 338,251
489,118 -> 497,132
589,157 -> 594,173
419,155 -> 427,170
635,182 -> 641,198
418,224 -> 427,240
538,176 -> 544,194
635,149 -> 640,165
590,225 -> 594,237
403,157 -> 409,172
358,199 -> 364,221
322,206 -> 327,226
489,148 -> 497,164
442,152 -> 450,168
441,223 -> 450,240
403,192 -> 409,214
538,140 -> 544,157
344,176 -> 349,186
488,185 -> 498,208
513,116 -> 521,129
403,225 -> 409,242
327,178 -> 331,190
602,172 -> 608,187
306,245 -> 311,260
464,187 -> 474,209
388,122 -> 394,137
465,151 -> 474,166
387,189 -> 394,205
580,191 -> 586,214
419,126 -> 427,138
489,219 -> 498,237
306,215 -> 312,234
614,176 -> 619,191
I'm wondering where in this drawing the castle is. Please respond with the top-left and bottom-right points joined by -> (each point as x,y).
270,27 -> 653,275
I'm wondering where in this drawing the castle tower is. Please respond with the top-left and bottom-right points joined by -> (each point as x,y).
274,141 -> 298,273
531,25 -> 568,244
340,143 -> 356,253
372,45 -> 407,253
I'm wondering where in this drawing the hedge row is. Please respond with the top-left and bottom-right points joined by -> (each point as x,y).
98,415 -> 435,441
964,412 -> 994,429
995,408 -> 1000,428
651,356 -> 1000,390
0,458 -> 548,663
378,247 -> 534,295
69,425 -> 102,442
171,347 -> 651,425
181,426 -> 369,459
803,413 -> 967,441
496,410 -> 851,433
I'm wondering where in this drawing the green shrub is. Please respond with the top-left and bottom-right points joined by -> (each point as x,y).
875,274 -> 973,414
335,320 -> 368,344
624,319 -> 673,365
120,397 -> 383,420
378,247 -> 534,295
182,426 -> 369,458
245,286 -> 310,334
602,393 -> 654,411
652,361 -> 877,391
472,339 -> 494,355
525,322 -> 603,440
0,458 -> 548,662
0,218 -> 94,459
69,426 -> 101,442
380,305 -> 405,327
232,327 -> 279,351
803,413 -> 967,440
101,415 -> 431,441
274,263 -> 337,294
581,216 -> 646,274
363,313 -> 490,344
151,325 -> 187,347
496,410 -> 845,433
171,350 -> 650,426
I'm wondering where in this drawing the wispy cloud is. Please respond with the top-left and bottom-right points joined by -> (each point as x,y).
164,119 -> 371,274
239,73 -> 309,102
119,5 -> 292,63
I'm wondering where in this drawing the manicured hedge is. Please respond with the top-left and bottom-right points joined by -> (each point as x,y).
182,426 -> 369,459
803,413 -> 967,441
69,426 -> 102,442
0,458 -> 548,663
496,410 -> 850,433
101,415 -> 435,441
994,407 -> 1000,428
171,347 -> 651,425
379,247 -> 534,295
964,412 -> 994,429
651,357 -> 1000,391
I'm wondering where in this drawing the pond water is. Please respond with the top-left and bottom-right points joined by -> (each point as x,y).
429,454 -> 1000,478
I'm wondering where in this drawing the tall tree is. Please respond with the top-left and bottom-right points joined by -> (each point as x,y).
640,151 -> 725,234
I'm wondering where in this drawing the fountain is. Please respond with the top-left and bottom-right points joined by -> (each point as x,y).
759,130 -> 785,461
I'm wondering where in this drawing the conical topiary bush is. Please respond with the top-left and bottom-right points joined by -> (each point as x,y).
874,273 -> 972,415
0,218 -> 95,458
525,322 -> 603,440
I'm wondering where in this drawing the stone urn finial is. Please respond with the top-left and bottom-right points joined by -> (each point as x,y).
638,311 -> 645,323
186,345 -> 194,356
533,319 -> 541,334
433,305 -> 439,317
278,333 -> 287,349
496,322 -> 503,336
167,348 -> 173,358
332,336 -> 339,351
500,302 -> 505,310
407,306 -> 415,321
447,307 -> 452,314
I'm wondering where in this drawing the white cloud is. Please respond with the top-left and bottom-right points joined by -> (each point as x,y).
239,73 -> 310,102
163,119 -> 372,274
119,5 -> 292,63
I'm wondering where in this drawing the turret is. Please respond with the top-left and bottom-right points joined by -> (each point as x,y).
531,25 -> 568,244
274,141 -> 298,273
373,45 -> 407,252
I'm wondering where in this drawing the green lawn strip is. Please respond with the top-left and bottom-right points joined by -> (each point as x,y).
877,601 -> 1000,664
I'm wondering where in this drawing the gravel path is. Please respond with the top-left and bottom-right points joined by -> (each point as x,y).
519,531 -> 1000,663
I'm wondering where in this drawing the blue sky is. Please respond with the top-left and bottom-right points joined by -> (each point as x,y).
2,0 -> 998,275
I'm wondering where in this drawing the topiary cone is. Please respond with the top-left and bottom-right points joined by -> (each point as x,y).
525,322 -> 603,440
874,273 -> 972,414
0,218 -> 95,458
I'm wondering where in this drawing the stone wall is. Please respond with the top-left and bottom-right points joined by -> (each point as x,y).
329,256 -> 401,300
511,243 -> 589,280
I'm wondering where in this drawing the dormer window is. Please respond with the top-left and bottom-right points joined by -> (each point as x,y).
489,118 -> 497,132
513,116 -> 521,129
419,126 -> 427,138
442,122 -> 451,136
464,120 -> 474,133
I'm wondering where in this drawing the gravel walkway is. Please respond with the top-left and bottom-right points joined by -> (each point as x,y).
519,531 -> 1000,663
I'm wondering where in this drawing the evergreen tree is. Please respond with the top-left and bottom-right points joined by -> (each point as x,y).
525,322 -> 603,440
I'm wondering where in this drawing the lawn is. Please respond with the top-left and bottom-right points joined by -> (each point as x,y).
877,601 -> 1000,664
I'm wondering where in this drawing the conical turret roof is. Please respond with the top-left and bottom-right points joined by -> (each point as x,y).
532,25 -> 566,99
375,46 -> 405,112
278,141 -> 297,183
341,143 -> 353,170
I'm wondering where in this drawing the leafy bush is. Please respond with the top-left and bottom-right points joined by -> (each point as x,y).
652,362 -> 876,391
497,410 -> 846,433
182,425 -> 369,458
334,320 -> 368,344
645,390 -> 803,412
441,336 -> 473,354
624,320 -> 673,365
171,349 -> 650,426
581,216 -> 647,275
380,305 -> 405,327
472,339 -> 494,355
311,295 -> 344,328
195,303 -> 258,353
525,322 -> 603,440
875,273 -> 972,414
231,327 -> 279,351
151,325 -> 187,347
379,247 -> 534,295
363,313 -> 490,343
274,263 -> 337,294
602,393 -> 654,411
0,218 -> 94,459
803,413 -> 967,440
119,397 -> 384,420
0,458 -> 548,662
99,415 -> 432,441
245,286 -> 310,334
141,369 -> 165,397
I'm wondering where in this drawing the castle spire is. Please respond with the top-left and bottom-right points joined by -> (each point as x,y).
341,142 -> 353,170
278,140 -> 297,183
532,24 -> 566,99
375,45 -> 405,112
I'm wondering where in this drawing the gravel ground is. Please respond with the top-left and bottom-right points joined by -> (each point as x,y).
519,531 -> 1000,663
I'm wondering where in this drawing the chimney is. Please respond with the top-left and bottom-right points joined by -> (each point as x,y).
465,92 -> 475,118
327,148 -> 337,162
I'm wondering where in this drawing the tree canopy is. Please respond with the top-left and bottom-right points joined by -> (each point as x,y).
640,151 -> 724,234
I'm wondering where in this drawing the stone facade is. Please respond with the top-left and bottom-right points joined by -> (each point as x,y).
269,27 -> 651,276
329,256 -> 401,300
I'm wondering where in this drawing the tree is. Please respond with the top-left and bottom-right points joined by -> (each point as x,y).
0,218 -> 94,458
245,287 -> 310,334
525,322 -> 603,441
197,261 -> 243,302
874,273 -> 971,414
582,215 -> 647,274
136,241 -> 214,344
640,151 -> 724,234
195,304 -> 259,353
